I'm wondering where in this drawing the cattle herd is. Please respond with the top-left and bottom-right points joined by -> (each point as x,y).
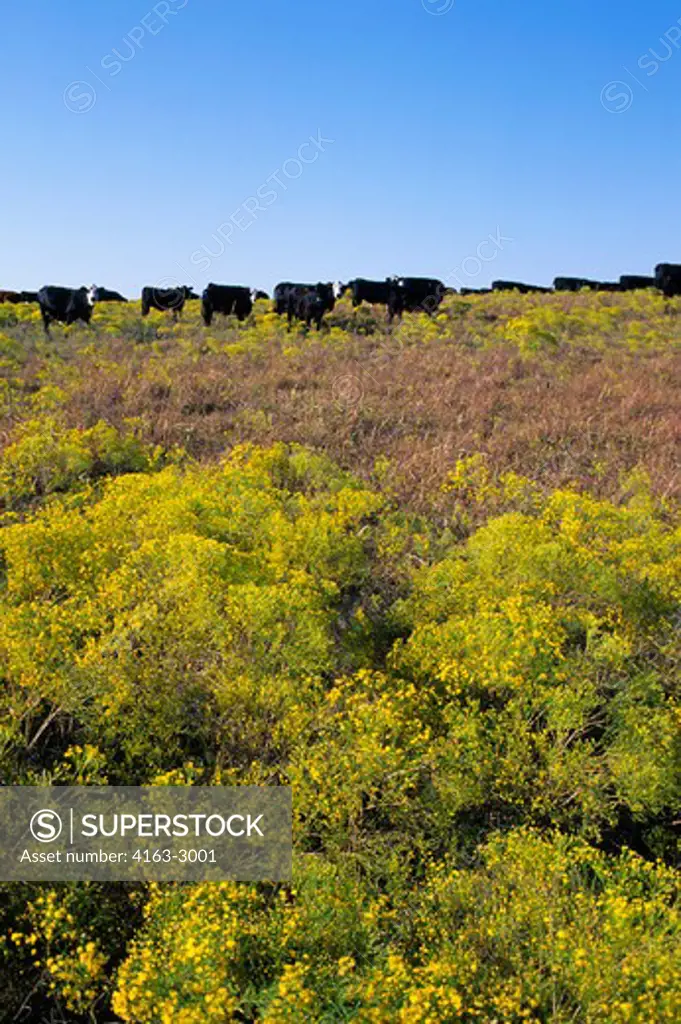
2,262 -> 681,335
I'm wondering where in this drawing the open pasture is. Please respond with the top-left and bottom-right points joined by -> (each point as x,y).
1,288 -> 680,1022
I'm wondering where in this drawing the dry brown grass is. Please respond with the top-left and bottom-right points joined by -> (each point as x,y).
2,292 -> 680,519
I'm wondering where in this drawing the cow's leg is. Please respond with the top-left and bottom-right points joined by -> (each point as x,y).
41,312 -> 51,335
202,302 -> 213,327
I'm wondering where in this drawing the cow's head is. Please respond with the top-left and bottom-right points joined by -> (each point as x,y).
87,285 -> 98,305
316,282 -> 335,309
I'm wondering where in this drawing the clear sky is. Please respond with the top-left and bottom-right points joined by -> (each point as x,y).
2,0 -> 681,294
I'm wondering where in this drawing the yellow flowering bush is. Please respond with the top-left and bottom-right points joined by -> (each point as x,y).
109,830 -> 681,1022
391,486 -> 681,844
0,443 -> 384,782
0,415 -> 172,510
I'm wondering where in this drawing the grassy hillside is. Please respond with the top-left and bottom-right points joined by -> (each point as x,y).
1,292 -> 680,1021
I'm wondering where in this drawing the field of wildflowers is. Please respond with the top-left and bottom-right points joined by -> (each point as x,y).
0,290 -> 680,1021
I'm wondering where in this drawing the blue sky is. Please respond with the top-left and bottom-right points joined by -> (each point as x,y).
2,0 -> 680,294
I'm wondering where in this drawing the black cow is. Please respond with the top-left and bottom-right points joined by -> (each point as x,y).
16,291 -> 39,303
344,278 -> 392,307
37,286 -> 93,334
273,282 -> 312,316
553,277 -> 600,292
273,282 -> 335,328
460,288 -> 492,295
654,263 -> 681,297
654,264 -> 681,297
0,290 -> 21,303
596,282 -> 622,292
141,285 -> 193,319
619,275 -> 655,291
91,285 -> 128,302
387,277 -> 446,321
201,283 -> 253,326
294,288 -> 332,330
492,280 -> 551,294
291,283 -> 336,330
253,290 -> 270,301
273,282 -> 296,316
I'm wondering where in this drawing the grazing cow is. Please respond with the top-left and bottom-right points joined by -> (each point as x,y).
273,282 -> 311,316
293,288 -> 331,330
37,286 -> 93,334
273,282 -> 335,327
16,291 -> 39,303
654,263 -> 681,297
344,278 -> 392,307
253,290 -> 270,301
273,282 -> 295,315
291,283 -> 336,330
460,288 -> 492,295
387,277 -> 446,321
619,275 -> 655,291
596,282 -> 622,291
492,280 -> 551,294
0,290 -> 21,303
91,285 -> 128,302
141,285 -> 193,319
553,277 -> 600,292
201,283 -> 254,326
